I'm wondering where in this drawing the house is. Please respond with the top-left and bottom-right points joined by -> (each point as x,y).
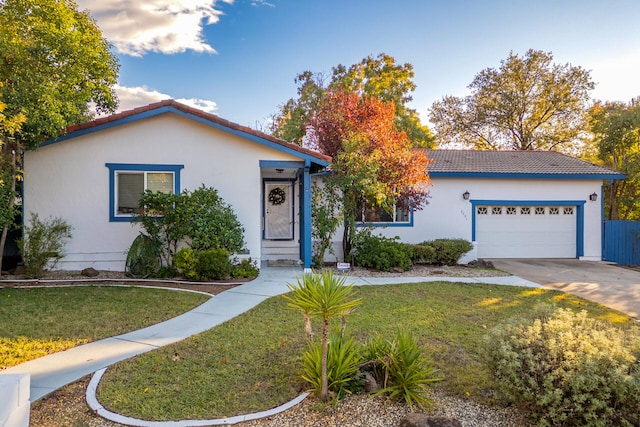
23,100 -> 329,271
345,150 -> 624,263
23,101 -> 624,272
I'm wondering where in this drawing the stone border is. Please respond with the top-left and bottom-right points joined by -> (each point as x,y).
86,368 -> 310,426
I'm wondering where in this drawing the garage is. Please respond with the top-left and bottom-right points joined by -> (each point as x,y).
475,204 -> 577,258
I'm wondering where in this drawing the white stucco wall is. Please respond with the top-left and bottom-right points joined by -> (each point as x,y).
325,176 -> 604,263
23,113 -> 305,271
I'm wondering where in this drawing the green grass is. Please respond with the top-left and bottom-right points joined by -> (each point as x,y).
0,286 -> 209,369
97,281 -> 638,421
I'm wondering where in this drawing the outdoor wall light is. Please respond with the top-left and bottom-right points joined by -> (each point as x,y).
463,191 -> 470,200
589,192 -> 598,201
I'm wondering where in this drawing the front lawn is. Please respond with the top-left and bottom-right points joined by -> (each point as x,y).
96,281 -> 636,421
0,286 -> 210,369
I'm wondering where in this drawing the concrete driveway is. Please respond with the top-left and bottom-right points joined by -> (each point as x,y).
490,259 -> 640,320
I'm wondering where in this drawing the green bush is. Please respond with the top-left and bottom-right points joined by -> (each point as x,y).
135,185 -> 245,271
18,213 -> 72,278
353,229 -> 413,271
422,239 -> 472,266
410,244 -> 436,264
230,258 -> 259,279
484,307 -> 640,426
302,330 -> 364,399
174,247 -> 232,280
366,331 -> 443,409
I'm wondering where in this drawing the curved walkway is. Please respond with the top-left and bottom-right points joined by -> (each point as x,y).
3,267 -> 539,424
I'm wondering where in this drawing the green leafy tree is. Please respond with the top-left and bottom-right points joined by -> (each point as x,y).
589,99 -> 640,220
270,53 -> 434,148
430,49 -> 594,152
0,0 -> 119,271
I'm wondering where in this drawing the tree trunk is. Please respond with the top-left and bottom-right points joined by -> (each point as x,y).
320,318 -> 329,400
0,148 -> 18,276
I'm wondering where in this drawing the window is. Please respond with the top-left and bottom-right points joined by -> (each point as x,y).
106,163 -> 183,222
520,207 -> 531,215
492,207 -> 502,215
356,203 -> 411,225
506,207 -> 517,215
564,207 -> 574,215
535,207 -> 545,215
549,207 -> 560,215
477,206 -> 488,215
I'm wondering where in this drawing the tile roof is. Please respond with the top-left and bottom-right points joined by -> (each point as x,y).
425,149 -> 624,178
62,99 -> 331,163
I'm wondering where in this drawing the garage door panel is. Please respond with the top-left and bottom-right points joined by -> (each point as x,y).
476,205 -> 576,258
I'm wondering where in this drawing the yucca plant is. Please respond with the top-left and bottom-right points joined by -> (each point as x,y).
302,330 -> 363,398
372,331 -> 443,409
283,270 -> 362,400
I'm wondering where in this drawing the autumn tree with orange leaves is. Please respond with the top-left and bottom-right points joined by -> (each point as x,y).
308,89 -> 431,259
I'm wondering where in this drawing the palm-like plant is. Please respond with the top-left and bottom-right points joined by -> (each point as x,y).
283,270 -> 362,400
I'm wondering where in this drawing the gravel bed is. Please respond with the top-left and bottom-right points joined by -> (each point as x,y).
31,377 -> 527,427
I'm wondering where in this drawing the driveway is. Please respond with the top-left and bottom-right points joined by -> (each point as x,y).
490,259 -> 640,320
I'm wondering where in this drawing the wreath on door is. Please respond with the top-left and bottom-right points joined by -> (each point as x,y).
268,187 -> 286,205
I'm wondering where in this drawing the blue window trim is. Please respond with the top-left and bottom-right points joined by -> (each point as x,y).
355,207 -> 414,228
262,178 -> 297,241
470,199 -> 586,258
106,163 -> 184,222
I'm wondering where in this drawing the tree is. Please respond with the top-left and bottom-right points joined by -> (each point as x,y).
430,49 -> 594,152
0,0 -> 119,272
308,89 -> 432,259
270,53 -> 434,148
589,99 -> 640,220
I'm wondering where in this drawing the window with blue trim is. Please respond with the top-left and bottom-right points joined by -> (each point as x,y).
356,202 -> 411,225
106,163 -> 183,222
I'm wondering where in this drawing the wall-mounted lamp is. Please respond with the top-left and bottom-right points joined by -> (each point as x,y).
275,168 -> 284,174
589,192 -> 598,202
463,191 -> 470,200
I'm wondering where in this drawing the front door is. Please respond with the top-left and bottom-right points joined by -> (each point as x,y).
264,181 -> 294,240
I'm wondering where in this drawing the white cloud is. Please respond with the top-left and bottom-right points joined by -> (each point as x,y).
251,0 -> 275,7
113,84 -> 218,113
586,49 -> 640,103
77,0 -> 234,56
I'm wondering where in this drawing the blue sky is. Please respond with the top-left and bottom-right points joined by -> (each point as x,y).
76,0 -> 640,129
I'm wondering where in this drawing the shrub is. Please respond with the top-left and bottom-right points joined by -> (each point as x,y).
302,330 -> 364,399
411,244 -> 436,264
230,258 -> 259,279
18,213 -> 72,278
422,239 -> 472,266
187,185 -> 245,253
366,331 -> 443,409
174,247 -> 198,280
353,229 -> 413,271
135,185 -> 245,271
484,307 -> 640,426
125,233 -> 162,278
174,247 -> 232,280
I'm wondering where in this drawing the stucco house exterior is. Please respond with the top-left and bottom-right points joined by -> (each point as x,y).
23,101 -> 624,271
23,100 -> 329,271
344,150 -> 624,263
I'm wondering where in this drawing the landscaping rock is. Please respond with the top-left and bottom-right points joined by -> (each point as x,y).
81,267 -> 100,277
363,371 -> 379,392
467,259 -> 495,269
398,414 -> 462,427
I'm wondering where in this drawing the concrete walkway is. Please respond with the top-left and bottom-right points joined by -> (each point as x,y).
2,267 -> 539,402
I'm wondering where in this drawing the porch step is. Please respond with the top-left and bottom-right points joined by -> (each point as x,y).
267,259 -> 301,267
